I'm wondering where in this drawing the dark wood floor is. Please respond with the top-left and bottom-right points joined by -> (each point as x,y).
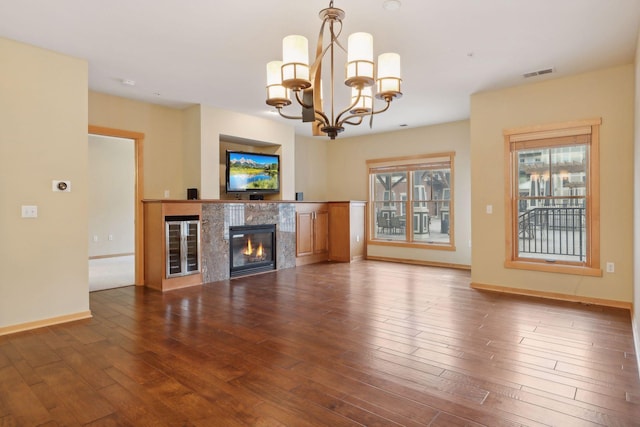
1,261 -> 639,426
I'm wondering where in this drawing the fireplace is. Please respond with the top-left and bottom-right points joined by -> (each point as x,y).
229,224 -> 276,277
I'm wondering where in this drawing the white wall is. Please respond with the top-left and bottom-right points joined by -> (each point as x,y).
88,135 -> 135,257
0,38 -> 90,331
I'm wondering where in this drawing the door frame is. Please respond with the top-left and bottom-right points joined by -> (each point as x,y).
88,125 -> 145,285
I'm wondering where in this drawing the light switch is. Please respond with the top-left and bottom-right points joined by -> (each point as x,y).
21,205 -> 38,218
486,205 -> 493,214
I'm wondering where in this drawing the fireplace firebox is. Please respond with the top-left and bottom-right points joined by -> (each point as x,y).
229,224 -> 276,277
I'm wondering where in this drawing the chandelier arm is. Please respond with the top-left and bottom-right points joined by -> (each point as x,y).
309,34 -> 345,78
309,10 -> 345,77
329,22 -> 337,123
309,16 -> 331,136
293,90 -> 314,109
340,115 -> 365,126
309,21 -> 328,78
369,99 -> 392,116
364,100 -> 392,128
338,99 -> 392,127
330,20 -> 346,53
334,89 -> 364,124
314,109 -> 331,127
276,108 -> 303,120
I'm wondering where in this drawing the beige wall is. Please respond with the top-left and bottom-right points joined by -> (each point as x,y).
0,38 -> 89,330
471,65 -> 635,303
295,135 -> 329,201
323,121 -> 472,267
88,91 -> 185,199
89,96 -> 297,202
182,105 -> 202,193
88,135 -> 135,257
191,105 -> 296,200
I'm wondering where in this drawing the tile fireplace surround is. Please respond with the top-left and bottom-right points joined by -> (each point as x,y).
200,202 -> 297,282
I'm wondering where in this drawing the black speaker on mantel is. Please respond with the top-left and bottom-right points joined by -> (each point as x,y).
295,192 -> 304,201
249,194 -> 264,200
187,188 -> 198,200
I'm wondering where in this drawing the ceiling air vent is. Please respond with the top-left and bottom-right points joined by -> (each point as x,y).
523,68 -> 554,79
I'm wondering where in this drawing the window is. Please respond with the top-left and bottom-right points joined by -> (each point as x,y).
504,119 -> 601,276
368,153 -> 454,249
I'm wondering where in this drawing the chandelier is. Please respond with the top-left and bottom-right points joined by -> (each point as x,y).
265,1 -> 402,140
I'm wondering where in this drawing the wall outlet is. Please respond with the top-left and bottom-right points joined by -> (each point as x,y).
164,190 -> 170,198
93,235 -> 98,242
108,234 -> 114,241
606,262 -> 615,273
356,235 -> 360,242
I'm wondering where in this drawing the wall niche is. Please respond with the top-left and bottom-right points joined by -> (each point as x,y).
218,134 -> 282,201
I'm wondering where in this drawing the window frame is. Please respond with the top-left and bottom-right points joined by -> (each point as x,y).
504,118 -> 601,276
367,152 -> 455,251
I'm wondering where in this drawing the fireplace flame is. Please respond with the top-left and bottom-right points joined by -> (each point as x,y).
243,238 -> 253,255
242,237 -> 266,261
256,242 -> 264,258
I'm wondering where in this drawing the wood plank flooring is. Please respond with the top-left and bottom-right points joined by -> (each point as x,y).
1,261 -> 639,426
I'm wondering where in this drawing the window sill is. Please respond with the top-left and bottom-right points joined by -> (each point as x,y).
369,239 -> 456,251
504,259 -> 602,277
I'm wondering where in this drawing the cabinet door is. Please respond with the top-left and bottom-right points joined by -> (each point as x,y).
313,210 -> 329,254
166,221 -> 183,277
184,221 -> 200,273
296,212 -> 314,256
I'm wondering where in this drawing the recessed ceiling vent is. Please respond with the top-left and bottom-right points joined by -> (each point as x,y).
523,68 -> 554,79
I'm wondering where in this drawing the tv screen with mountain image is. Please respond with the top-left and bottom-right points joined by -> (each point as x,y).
226,151 -> 280,193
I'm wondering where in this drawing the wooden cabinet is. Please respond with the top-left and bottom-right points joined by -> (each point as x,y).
295,201 -> 366,265
328,201 -> 366,262
144,201 -> 203,291
296,203 -> 329,266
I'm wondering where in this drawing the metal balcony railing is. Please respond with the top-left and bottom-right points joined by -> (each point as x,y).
518,207 -> 586,261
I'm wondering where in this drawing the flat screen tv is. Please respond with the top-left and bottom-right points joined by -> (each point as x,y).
225,150 -> 280,194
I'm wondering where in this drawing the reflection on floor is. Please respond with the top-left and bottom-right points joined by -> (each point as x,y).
89,255 -> 135,292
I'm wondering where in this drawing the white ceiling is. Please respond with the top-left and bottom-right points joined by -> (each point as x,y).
2,0 -> 639,138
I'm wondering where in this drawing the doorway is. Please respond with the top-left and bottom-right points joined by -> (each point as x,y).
88,126 -> 145,291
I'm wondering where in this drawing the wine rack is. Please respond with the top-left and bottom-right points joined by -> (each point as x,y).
165,215 -> 200,278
